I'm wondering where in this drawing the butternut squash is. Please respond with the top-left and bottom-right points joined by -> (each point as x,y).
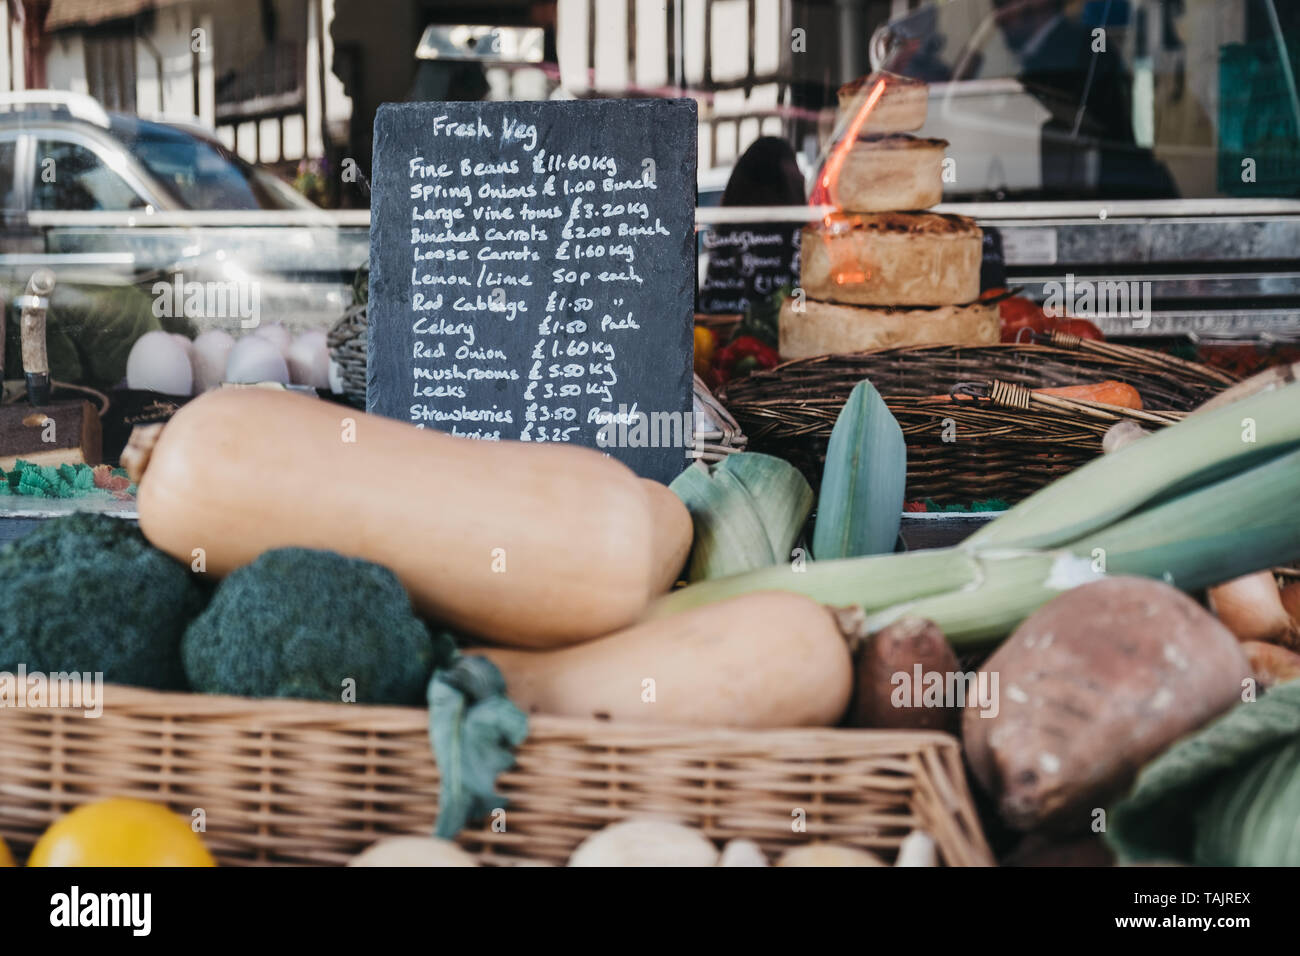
476,592 -> 853,728
129,387 -> 656,648
642,478 -> 692,594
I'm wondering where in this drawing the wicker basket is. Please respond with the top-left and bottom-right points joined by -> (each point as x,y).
690,373 -> 747,462
0,684 -> 992,867
326,301 -> 368,407
722,337 -> 1236,502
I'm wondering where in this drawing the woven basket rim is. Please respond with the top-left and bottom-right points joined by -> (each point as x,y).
51,683 -> 962,751
719,340 -> 1235,503
0,683 -> 994,866
726,341 -> 1238,396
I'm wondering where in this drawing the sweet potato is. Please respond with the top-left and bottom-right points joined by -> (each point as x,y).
849,616 -> 961,732
963,577 -> 1249,832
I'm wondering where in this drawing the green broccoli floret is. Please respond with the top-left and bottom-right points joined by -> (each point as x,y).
0,513 -> 205,689
181,548 -> 436,705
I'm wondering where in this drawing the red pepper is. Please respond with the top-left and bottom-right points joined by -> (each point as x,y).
712,335 -> 781,385
991,295 -> 1107,343
997,296 -> 1051,343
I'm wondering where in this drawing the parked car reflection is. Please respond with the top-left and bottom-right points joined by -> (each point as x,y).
1,92 -> 367,391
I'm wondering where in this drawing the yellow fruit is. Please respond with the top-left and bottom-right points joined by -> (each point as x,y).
693,325 -> 718,379
28,798 -> 216,867
0,836 -> 14,866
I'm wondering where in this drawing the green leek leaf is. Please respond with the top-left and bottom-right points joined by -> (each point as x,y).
720,452 -> 816,561
813,380 -> 906,559
669,453 -> 813,582
1108,680 -> 1300,865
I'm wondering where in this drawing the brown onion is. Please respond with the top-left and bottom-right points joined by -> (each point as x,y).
1242,641 -> 1300,689
1281,580 -> 1300,627
1208,572 -> 1295,644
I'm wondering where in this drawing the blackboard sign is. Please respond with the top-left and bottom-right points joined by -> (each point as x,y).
698,224 -> 800,314
697,135 -> 804,315
367,99 -> 697,484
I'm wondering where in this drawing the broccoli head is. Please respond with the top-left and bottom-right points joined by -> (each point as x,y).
0,512 -> 205,689
181,548 -> 436,705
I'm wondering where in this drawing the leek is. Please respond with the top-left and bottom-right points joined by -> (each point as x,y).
812,380 -> 906,559
868,445 -> 1300,644
646,545 -> 982,618
966,382 -> 1300,550
651,382 -> 1300,646
669,453 -> 813,582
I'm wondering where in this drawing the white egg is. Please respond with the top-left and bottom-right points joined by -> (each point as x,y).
286,330 -> 331,389
126,330 -> 193,396
169,333 -> 195,358
225,335 -> 289,385
252,323 -> 292,356
190,329 -> 235,393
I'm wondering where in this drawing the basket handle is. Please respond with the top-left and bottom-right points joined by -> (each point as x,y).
1041,329 -> 1237,387
984,377 -> 1184,426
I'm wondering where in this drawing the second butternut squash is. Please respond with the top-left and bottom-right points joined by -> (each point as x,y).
476,592 -> 853,728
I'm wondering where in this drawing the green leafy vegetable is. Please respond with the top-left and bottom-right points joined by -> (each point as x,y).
1192,736 -> 1300,865
182,548 -> 438,704
0,460 -> 131,499
1107,680 -> 1300,864
0,512 -> 205,689
813,380 -> 906,559
428,654 -> 529,840
669,452 -> 813,581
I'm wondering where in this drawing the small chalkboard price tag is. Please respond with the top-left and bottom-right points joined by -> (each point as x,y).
698,224 -> 800,314
367,98 -> 697,484
697,136 -> 805,315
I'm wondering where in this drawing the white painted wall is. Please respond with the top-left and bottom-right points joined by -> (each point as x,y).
634,0 -> 668,89
44,33 -> 89,95
306,0 -> 323,158
11,20 -> 22,93
556,0 -> 788,172
556,0 -> 590,93
35,0 -> 346,164
136,4 -> 196,118
593,0 -> 628,91
196,14 -> 215,126
0,4 -> 24,92
321,0 -> 351,128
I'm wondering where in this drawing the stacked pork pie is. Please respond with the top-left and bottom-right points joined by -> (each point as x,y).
781,72 -> 998,360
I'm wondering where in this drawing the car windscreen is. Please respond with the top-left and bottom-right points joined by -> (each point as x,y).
113,120 -> 311,211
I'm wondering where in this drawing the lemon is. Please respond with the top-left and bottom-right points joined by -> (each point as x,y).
0,835 -> 14,866
28,798 -> 216,867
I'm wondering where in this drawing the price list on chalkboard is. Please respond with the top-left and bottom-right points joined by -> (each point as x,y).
367,99 -> 697,484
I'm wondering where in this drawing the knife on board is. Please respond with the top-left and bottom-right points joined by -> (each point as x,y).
0,269 -> 103,471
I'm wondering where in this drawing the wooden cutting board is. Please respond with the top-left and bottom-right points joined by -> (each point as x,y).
0,400 -> 102,471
